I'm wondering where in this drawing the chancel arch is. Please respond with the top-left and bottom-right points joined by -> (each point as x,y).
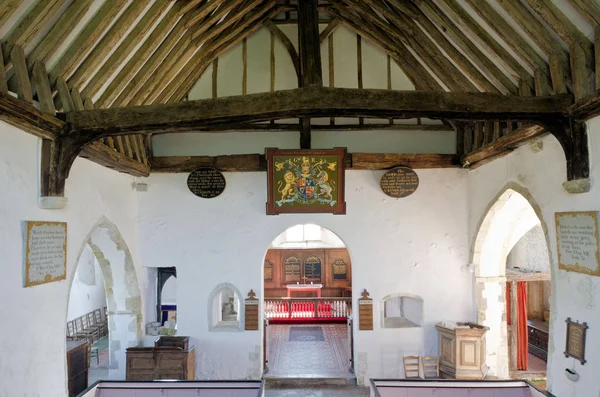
66,217 -> 143,382
472,183 -> 553,379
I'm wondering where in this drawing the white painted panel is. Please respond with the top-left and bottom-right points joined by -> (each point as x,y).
246,27 -> 271,95
361,36 -> 387,90
188,62 -> 213,100
152,131 -> 299,156
390,60 -> 415,91
275,24 -> 299,90
333,26 -> 358,88
217,43 -> 243,98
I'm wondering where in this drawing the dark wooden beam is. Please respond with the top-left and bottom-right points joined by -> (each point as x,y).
569,89 -> 600,120
0,91 -> 64,139
297,0 -> 322,149
166,122 -> 454,132
464,124 -> 545,165
66,87 -> 573,139
298,0 -> 322,87
150,153 -> 460,173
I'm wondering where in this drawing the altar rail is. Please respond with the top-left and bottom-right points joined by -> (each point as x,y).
265,298 -> 351,320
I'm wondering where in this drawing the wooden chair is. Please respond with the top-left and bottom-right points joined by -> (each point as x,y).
75,316 -> 98,345
422,356 -> 440,378
403,355 -> 421,378
87,312 -> 106,338
66,320 -> 85,341
94,309 -> 108,337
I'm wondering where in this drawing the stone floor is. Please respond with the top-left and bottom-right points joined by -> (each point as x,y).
265,324 -> 353,378
264,385 -> 370,397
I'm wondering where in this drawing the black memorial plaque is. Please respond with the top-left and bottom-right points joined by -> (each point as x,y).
187,167 -> 226,198
380,167 -> 419,198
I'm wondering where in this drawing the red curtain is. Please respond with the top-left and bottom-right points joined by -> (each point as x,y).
516,281 -> 528,370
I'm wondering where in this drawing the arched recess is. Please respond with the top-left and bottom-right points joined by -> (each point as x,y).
471,183 -> 554,379
66,216 -> 143,380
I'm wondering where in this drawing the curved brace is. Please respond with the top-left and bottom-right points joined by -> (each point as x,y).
539,117 -> 589,193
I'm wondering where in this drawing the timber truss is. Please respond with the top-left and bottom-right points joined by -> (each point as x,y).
0,0 -> 599,197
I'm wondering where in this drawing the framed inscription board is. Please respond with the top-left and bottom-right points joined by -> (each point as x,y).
22,221 -> 67,287
245,290 -> 259,331
304,256 -> 322,282
380,167 -> 419,198
333,259 -> 348,280
555,212 -> 600,277
187,167 -> 226,198
564,318 -> 588,364
284,256 -> 301,283
266,148 -> 346,215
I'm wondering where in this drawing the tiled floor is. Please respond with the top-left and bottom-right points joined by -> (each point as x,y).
266,324 -> 353,378
527,353 -> 546,372
88,337 -> 110,384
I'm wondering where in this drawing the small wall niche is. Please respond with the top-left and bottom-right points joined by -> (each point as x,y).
208,283 -> 244,332
381,294 -> 423,328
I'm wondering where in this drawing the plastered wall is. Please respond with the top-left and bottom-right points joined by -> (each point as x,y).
137,168 -> 472,383
67,245 -> 107,321
468,116 -> 600,397
0,121 -> 144,397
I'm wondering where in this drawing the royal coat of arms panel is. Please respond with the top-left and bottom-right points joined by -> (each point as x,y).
266,148 -> 346,215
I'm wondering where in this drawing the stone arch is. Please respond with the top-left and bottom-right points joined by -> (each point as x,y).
471,182 -> 553,378
66,216 -> 142,380
207,282 -> 245,332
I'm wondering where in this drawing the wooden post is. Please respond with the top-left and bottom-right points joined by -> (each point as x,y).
297,0 -> 322,149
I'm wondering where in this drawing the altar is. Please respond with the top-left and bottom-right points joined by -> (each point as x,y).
286,283 -> 323,297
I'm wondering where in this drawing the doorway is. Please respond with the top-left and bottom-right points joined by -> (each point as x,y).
66,217 -> 143,390
262,224 -> 354,379
473,186 -> 552,386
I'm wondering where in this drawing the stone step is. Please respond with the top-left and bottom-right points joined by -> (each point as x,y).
264,384 -> 369,397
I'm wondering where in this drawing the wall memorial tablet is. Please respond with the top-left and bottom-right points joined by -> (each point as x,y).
22,221 -> 67,287
187,167 -> 226,198
555,211 -> 600,277
304,256 -> 322,282
284,256 -> 301,283
380,167 -> 419,198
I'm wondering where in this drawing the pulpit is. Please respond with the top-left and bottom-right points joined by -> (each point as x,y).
436,322 -> 489,379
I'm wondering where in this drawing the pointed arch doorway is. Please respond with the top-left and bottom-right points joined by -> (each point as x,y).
262,224 -> 355,379
66,217 -> 143,388
472,185 -> 552,385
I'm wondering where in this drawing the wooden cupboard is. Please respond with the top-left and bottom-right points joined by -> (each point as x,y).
66,340 -> 88,397
126,337 -> 195,380
264,248 -> 351,297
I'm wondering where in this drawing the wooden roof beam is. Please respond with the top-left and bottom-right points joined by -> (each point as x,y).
188,0 -> 241,41
463,0 -> 551,81
163,5 -> 281,104
48,0 -> 129,87
568,0 -> 600,26
414,0 -> 517,94
65,87 -> 573,139
264,20 -> 300,80
0,91 -> 64,140
77,0 -> 171,99
191,0 -> 265,44
0,0 -> 23,28
67,1 -> 150,91
96,3 -> 186,108
435,0 -> 533,89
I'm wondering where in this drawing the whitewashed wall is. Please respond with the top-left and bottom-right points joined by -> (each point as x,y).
506,225 -> 551,272
0,121 -> 144,397
137,168 -> 472,383
468,117 -> 600,397
67,245 -> 107,321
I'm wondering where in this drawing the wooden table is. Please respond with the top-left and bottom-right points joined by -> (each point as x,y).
286,284 -> 323,297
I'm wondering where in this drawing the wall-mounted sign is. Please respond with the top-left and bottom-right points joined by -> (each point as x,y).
358,289 -> 373,331
245,290 -> 259,331
555,211 -> 600,277
284,256 -> 301,283
187,167 -> 226,198
304,256 -> 322,282
380,167 -> 419,198
266,148 -> 346,215
22,221 -> 67,287
564,318 -> 588,364
264,260 -> 273,281
333,259 -> 348,280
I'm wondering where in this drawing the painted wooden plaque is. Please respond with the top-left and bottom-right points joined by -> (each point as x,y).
333,259 -> 348,280
22,221 -> 67,287
555,212 -> 600,277
358,289 -> 374,331
245,290 -> 259,331
304,256 -> 322,282
266,148 -> 346,215
264,260 -> 273,281
187,167 -> 226,198
380,167 -> 419,198
564,318 -> 588,364
284,256 -> 301,283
